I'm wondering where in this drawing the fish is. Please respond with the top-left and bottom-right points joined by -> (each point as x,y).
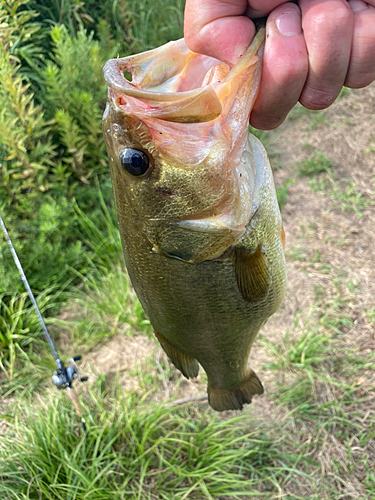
102,27 -> 286,411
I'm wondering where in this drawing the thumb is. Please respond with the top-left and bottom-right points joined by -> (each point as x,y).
184,0 -> 255,65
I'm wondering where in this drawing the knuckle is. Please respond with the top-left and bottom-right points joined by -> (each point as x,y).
309,2 -> 353,32
184,32 -> 199,53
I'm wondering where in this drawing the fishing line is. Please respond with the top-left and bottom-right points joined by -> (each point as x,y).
0,214 -> 88,435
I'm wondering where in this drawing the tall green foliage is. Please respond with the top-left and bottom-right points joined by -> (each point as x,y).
0,0 -> 184,369
0,0 -> 55,208
41,25 -> 110,181
0,1 -> 117,206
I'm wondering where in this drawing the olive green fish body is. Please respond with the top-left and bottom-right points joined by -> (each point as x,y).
103,29 -> 286,411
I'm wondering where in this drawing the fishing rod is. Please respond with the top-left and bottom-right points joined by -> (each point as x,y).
0,214 -> 88,434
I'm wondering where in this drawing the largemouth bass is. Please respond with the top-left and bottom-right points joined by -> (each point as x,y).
102,28 -> 286,411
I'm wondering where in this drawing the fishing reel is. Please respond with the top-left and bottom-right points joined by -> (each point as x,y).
52,356 -> 88,390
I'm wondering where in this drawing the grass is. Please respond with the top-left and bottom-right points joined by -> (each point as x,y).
296,150 -> 371,216
261,314 -> 330,372
0,384 -> 321,500
276,178 -> 294,210
309,174 -> 371,216
297,150 -> 331,177
287,104 -> 328,129
1,1 -> 375,499
0,182 -> 123,382
50,265 -> 153,351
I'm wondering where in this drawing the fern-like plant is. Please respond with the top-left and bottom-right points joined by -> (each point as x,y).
0,41 -> 56,210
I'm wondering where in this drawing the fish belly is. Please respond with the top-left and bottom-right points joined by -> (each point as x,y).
120,214 -> 285,411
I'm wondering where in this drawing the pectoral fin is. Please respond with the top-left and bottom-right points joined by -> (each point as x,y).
234,245 -> 271,302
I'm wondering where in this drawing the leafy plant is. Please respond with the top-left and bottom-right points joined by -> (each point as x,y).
0,46 -> 56,206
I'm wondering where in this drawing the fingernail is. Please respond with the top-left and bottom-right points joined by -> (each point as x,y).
275,9 -> 302,37
348,0 -> 368,12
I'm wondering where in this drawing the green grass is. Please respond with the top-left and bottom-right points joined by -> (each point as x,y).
261,315 -> 330,372
1,182 -> 122,374
309,174 -> 371,216
365,309 -> 375,325
287,104 -> 329,128
0,385 -> 320,500
276,178 -> 294,210
297,151 -> 331,177
308,110 -> 328,130
296,150 -> 371,216
331,181 -> 371,216
50,265 -> 152,351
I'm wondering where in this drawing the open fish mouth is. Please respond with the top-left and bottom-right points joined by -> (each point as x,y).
103,29 -> 265,126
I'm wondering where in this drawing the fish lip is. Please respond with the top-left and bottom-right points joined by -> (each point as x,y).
103,54 -> 217,105
104,60 -> 223,124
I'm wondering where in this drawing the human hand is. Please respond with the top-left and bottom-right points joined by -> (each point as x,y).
184,0 -> 375,129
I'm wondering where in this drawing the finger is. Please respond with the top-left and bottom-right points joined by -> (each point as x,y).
246,0 -> 291,18
184,0 -> 255,65
345,1 -> 375,88
250,3 -> 308,130
299,0 -> 354,110
184,0 -> 287,65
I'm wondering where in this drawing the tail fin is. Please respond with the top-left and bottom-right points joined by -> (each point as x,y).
208,369 -> 263,411
154,330 -> 199,379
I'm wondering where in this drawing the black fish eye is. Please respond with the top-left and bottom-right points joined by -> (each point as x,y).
119,148 -> 150,176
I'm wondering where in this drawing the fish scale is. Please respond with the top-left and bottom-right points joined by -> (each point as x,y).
103,28 -> 286,411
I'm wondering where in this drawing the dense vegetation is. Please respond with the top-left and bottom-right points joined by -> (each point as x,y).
1,1 -> 374,499
0,0 -> 183,375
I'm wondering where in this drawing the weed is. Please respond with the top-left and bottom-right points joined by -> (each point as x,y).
297,151 -> 332,177
262,314 -> 330,372
303,154 -> 371,216
331,181 -> 371,216
309,175 -> 330,192
309,110 -> 328,130
276,178 -> 295,210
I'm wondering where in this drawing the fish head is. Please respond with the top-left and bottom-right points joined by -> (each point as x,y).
103,30 -> 265,236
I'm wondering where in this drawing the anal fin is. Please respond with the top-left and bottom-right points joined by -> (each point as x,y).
154,331 -> 199,379
234,245 -> 270,302
208,369 -> 264,412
